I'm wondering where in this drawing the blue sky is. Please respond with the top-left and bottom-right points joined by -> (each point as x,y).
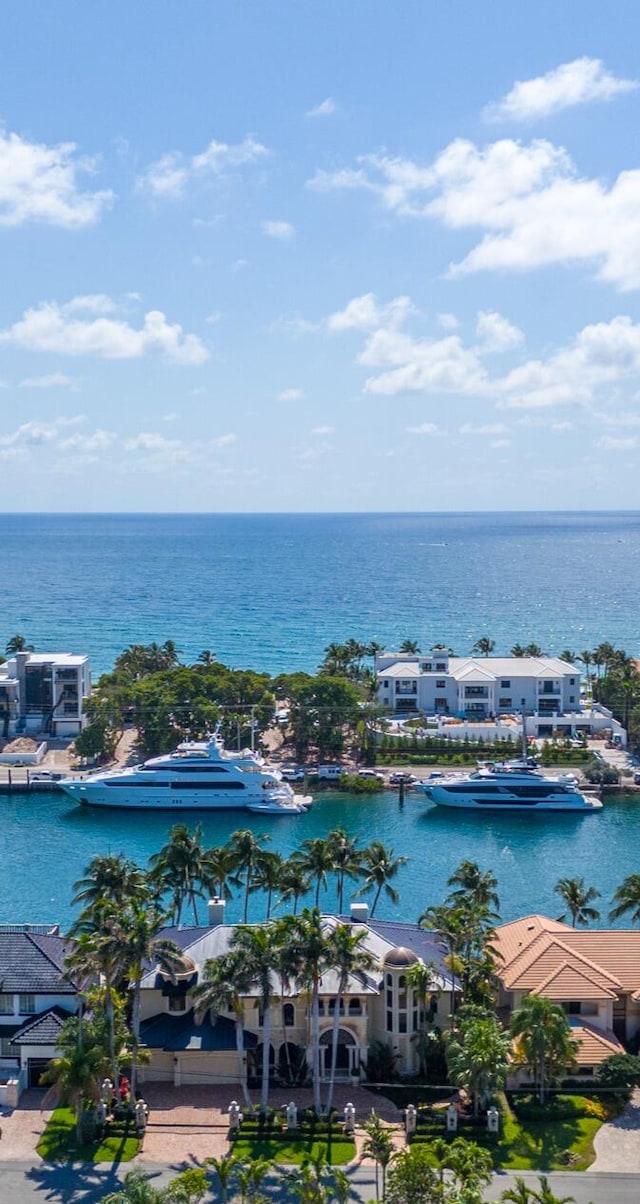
1,0 -> 640,510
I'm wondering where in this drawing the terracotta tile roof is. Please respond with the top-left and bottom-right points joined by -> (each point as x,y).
493,915 -> 570,969
504,937 -> 622,993
531,961 -> 619,1001
564,932 -> 640,994
567,1022 -> 624,1065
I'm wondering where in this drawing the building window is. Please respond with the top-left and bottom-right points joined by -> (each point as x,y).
561,1001 -> 582,1015
386,1009 -> 393,1031
168,994 -> 187,1013
348,998 -> 362,1015
581,1002 -> 598,1017
499,698 -> 512,708
282,1003 -> 294,1027
570,678 -> 575,685
18,994 -> 35,1015
0,1037 -> 13,1057
569,696 -> 575,704
436,680 -> 445,689
383,681 -> 388,689
501,680 -> 511,689
0,995 -> 12,1015
435,662 -> 446,671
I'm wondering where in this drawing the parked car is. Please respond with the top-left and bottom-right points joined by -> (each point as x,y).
317,765 -> 343,780
633,771 -> 640,785
389,771 -> 416,785
30,770 -> 63,781
280,768 -> 306,781
357,769 -> 385,781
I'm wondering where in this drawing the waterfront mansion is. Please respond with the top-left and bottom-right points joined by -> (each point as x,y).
375,648 -> 625,744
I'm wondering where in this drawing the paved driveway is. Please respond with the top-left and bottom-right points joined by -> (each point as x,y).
590,1089 -> 640,1173
0,1090 -> 50,1162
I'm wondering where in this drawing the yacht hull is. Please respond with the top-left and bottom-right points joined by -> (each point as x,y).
60,782 -> 305,812
428,788 -> 601,812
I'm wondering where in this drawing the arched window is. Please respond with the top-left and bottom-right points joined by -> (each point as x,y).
282,1002 -> 294,1027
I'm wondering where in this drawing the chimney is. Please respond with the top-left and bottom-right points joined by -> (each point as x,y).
207,897 -> 226,927
350,902 -> 369,924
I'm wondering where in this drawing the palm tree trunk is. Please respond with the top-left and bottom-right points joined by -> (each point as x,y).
105,982 -> 119,1089
260,1003 -> 271,1113
243,873 -> 250,922
130,977 -> 141,1101
311,977 -> 322,1113
235,1005 -> 251,1107
325,974 -> 345,1115
371,883 -> 382,917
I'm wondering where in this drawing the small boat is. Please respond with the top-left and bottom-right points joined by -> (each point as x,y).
59,732 -> 311,814
423,762 -> 601,812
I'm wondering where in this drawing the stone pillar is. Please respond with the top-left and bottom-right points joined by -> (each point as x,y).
446,1104 -> 458,1132
405,1104 -> 417,1135
343,1102 -> 356,1134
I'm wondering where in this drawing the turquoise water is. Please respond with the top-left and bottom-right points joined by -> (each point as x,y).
2,511 -> 640,676
3,509 -> 640,928
3,788 -> 638,930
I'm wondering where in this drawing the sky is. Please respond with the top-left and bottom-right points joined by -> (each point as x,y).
1,0 -> 640,511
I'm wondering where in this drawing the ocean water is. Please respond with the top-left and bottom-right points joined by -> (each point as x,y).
1,511 -> 640,676
2,510 -> 640,929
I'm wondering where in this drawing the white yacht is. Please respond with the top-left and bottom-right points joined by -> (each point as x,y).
422,762 -> 601,812
60,734 -> 311,814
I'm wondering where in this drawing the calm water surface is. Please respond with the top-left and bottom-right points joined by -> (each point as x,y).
2,511 -> 640,675
3,789 -> 638,930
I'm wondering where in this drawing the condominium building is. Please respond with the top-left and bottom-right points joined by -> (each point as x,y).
0,651 -> 91,739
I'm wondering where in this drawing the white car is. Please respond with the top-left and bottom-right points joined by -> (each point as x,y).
30,769 -> 63,782
280,768 -> 306,782
357,769 -> 385,781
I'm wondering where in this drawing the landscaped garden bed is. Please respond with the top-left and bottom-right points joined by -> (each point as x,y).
230,1109 -> 356,1165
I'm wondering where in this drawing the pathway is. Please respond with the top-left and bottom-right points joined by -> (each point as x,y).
590,1088 -> 640,1173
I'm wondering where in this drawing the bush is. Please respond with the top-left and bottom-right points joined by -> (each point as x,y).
597,1053 -> 640,1091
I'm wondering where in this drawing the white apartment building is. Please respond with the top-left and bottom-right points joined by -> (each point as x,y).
0,651 -> 91,739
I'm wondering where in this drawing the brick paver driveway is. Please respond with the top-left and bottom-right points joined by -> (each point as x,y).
0,1090 -> 50,1162
138,1082 -> 402,1165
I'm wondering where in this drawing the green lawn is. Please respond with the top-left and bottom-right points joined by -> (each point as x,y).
231,1136 -> 356,1165
380,1091 -> 621,1173
37,1107 -> 140,1163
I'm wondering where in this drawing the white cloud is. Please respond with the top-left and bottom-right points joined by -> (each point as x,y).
327,293 -> 414,332
0,415 -> 84,448
19,372 -> 75,388
497,316 -> 640,408
262,219 -> 295,240
211,433 -> 237,448
306,97 -> 338,118
58,428 -> 115,452
595,434 -> 638,450
437,313 -> 459,331
311,425 -> 334,436
140,136 -> 268,199
309,136 -> 640,291
459,422 -> 509,435
474,310 -> 524,353
0,125 -> 113,227
0,296 -> 209,364
491,438 -> 511,448
594,410 -> 640,427
232,258 -> 248,273
205,311 -> 222,325
485,58 -> 638,123
124,432 -> 182,452
405,422 -> 439,434
360,328 -> 487,397
277,387 -> 305,402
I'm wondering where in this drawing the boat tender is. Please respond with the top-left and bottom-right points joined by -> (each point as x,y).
422,762 -> 600,812
60,734 -> 310,813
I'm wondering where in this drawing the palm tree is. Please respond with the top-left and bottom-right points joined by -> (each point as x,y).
328,827 -> 363,914
198,650 -> 217,665
192,952 -> 252,1106
149,824 -> 206,925
446,1012 -> 510,1117
276,858 -> 312,915
204,1156 -> 240,1204
230,923 -> 280,1113
472,637 -> 495,657
419,903 -> 467,1019
249,850 -> 284,920
554,877 -> 600,927
102,1169 -> 168,1203
228,829 -> 270,922
406,960 -> 438,1077
201,844 -> 240,902
118,902 -> 185,1099
356,841 -> 407,917
288,908 -> 332,1113
324,923 -> 376,1113
293,837 -> 336,907
510,995 -> 579,1104
72,854 -> 147,912
610,874 -> 640,925
399,640 -> 420,654
510,644 -> 526,658
446,860 -> 500,916
524,643 -> 544,657
41,1041 -> 104,1147
362,1110 -> 395,1200
578,651 -> 594,687
558,650 -> 578,665
5,634 -> 34,654
65,915 -> 127,1090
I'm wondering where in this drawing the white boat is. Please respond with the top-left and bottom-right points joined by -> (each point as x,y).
423,763 -> 601,812
59,734 -> 310,813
